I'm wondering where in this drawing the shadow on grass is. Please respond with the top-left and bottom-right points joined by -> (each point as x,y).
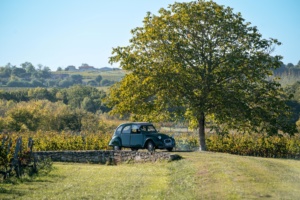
169,154 -> 183,161
0,173 -> 68,200
0,186 -> 26,197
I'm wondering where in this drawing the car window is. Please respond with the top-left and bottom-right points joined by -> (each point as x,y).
131,125 -> 140,134
140,125 -> 157,133
115,126 -> 123,135
122,125 -> 131,134
140,125 -> 147,132
147,125 -> 156,132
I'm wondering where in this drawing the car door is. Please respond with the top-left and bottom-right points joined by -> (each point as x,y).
120,125 -> 131,147
130,124 -> 144,148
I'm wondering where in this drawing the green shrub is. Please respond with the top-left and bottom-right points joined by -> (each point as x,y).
206,133 -> 300,159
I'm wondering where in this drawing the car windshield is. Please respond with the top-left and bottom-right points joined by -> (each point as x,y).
140,125 -> 157,133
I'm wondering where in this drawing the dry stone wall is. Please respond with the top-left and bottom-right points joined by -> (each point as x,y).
33,150 -> 180,165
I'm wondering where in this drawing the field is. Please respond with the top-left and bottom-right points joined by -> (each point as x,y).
53,69 -> 127,81
1,151 -> 299,200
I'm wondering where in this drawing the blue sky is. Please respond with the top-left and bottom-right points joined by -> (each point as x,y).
0,0 -> 299,71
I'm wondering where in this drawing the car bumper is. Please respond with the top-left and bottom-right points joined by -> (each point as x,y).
157,139 -> 175,149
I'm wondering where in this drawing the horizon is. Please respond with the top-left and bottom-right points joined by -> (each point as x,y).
1,0 -> 299,71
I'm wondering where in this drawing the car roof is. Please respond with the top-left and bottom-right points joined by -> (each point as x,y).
118,122 -> 153,126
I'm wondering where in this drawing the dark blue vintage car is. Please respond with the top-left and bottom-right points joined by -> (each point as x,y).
109,122 -> 175,152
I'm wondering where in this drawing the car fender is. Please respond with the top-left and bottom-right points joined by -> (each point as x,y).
143,138 -> 155,148
109,137 -> 122,147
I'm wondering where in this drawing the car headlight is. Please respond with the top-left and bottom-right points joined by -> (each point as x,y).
158,136 -> 162,140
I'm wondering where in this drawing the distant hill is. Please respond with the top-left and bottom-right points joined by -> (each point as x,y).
99,67 -> 121,71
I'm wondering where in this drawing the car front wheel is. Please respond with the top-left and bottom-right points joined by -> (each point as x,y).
146,141 -> 155,152
114,145 -> 122,151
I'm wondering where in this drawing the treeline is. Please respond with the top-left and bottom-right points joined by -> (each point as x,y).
282,60 -> 300,68
0,100 -> 101,132
0,62 -> 51,87
0,85 -> 110,132
0,62 -> 116,87
274,60 -> 300,76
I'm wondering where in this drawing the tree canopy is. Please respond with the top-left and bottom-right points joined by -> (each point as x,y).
107,0 -> 295,150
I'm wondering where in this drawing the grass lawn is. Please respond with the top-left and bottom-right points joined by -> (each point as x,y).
1,152 -> 300,199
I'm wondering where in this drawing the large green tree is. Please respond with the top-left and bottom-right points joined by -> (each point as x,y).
107,0 -> 295,150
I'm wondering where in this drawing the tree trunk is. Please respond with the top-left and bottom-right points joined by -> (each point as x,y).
198,111 -> 206,151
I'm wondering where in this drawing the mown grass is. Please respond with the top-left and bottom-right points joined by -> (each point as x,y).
1,152 -> 300,200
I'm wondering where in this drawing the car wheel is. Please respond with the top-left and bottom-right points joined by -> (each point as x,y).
166,148 -> 173,152
114,145 -> 122,151
146,141 -> 155,152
